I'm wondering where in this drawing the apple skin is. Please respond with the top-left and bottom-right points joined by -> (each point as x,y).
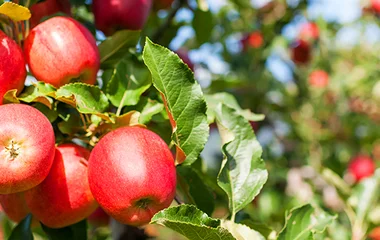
372,0 -> 380,13
348,155 -> 375,183
299,22 -> 319,42
92,0 -> 152,35
87,207 -> 110,227
370,227 -> 380,240
176,49 -> 194,71
0,192 -> 30,223
0,31 -> 26,105
241,31 -> 264,50
88,126 -> 176,226
0,104 -> 55,194
308,70 -> 329,88
290,39 -> 311,65
25,143 -> 98,228
24,16 -> 100,88
30,0 -> 71,28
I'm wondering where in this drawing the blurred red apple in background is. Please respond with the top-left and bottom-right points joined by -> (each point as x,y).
92,0 -> 152,35
308,70 -> 329,88
372,0 -> 380,13
30,0 -> 71,28
290,39 -> 311,65
176,49 -> 194,71
0,31 -> 26,105
241,31 -> 264,50
24,16 -> 100,88
153,0 -> 174,9
88,127 -> 177,226
369,227 -> 380,240
0,192 -> 31,223
348,155 -> 376,183
25,143 -> 97,228
88,207 -> 110,227
0,104 -> 55,194
299,22 -> 319,42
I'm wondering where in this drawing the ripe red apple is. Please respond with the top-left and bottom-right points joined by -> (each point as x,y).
92,0 -> 152,35
176,49 -> 194,71
25,143 -> 97,228
299,22 -> 319,42
241,31 -> 264,50
372,0 -> 380,13
308,70 -> 329,88
88,207 -> 110,227
0,192 -> 30,223
30,0 -> 71,28
0,31 -> 26,105
370,227 -> 380,240
348,155 -> 375,182
290,39 -> 311,65
0,104 -> 55,194
24,16 -> 100,88
153,0 -> 173,9
88,127 -> 176,226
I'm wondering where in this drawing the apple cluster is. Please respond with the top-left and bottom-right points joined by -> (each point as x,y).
0,0 -> 177,229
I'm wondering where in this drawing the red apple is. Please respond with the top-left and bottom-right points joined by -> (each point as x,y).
88,207 -> 110,227
372,0 -> 380,13
153,0 -> 173,9
24,16 -> 100,88
308,70 -> 329,88
0,31 -> 26,105
25,143 -> 97,228
176,49 -> 194,71
348,155 -> 375,182
290,39 -> 311,65
0,104 -> 55,194
30,0 -> 71,28
0,192 -> 30,223
370,227 -> 380,240
88,127 -> 176,226
92,0 -> 152,35
299,22 -> 319,42
241,31 -> 264,50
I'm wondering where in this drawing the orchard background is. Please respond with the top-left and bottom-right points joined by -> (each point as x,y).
0,0 -> 379,239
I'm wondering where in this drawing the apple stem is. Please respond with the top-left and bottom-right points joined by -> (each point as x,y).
134,198 -> 152,209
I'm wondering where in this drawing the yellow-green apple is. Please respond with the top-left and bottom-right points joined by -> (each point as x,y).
308,70 -> 329,88
88,127 -> 176,226
92,0 -> 152,35
25,143 -> 97,228
0,31 -> 26,105
24,16 -> 100,88
348,155 -> 376,183
30,0 -> 71,28
0,104 -> 55,194
88,207 -> 110,227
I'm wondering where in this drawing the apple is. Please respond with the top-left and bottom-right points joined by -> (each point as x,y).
290,39 -> 311,65
372,0 -> 380,13
24,16 -> 100,88
308,70 -> 329,88
0,31 -> 26,105
299,22 -> 319,42
370,227 -> 380,240
87,207 -> 110,227
0,192 -> 31,223
348,155 -> 375,183
0,104 -> 55,194
92,0 -> 152,35
153,0 -> 174,9
30,0 -> 71,28
25,143 -> 98,228
241,31 -> 264,50
88,126 -> 176,226
176,49 -> 194,71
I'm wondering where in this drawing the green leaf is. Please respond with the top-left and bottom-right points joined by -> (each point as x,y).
33,103 -> 58,122
278,204 -> 336,240
55,83 -> 109,114
151,205 -> 235,240
240,220 -> 274,239
99,30 -> 141,68
205,93 -> 265,124
142,38 -> 209,165
192,8 -> 214,45
221,220 -> 265,240
9,214 -> 33,240
41,220 -> 87,240
105,59 -> 151,107
125,97 -> 164,124
215,103 -> 268,218
177,165 -> 215,215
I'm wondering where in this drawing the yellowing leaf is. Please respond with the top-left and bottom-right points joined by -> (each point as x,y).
0,2 -> 31,21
